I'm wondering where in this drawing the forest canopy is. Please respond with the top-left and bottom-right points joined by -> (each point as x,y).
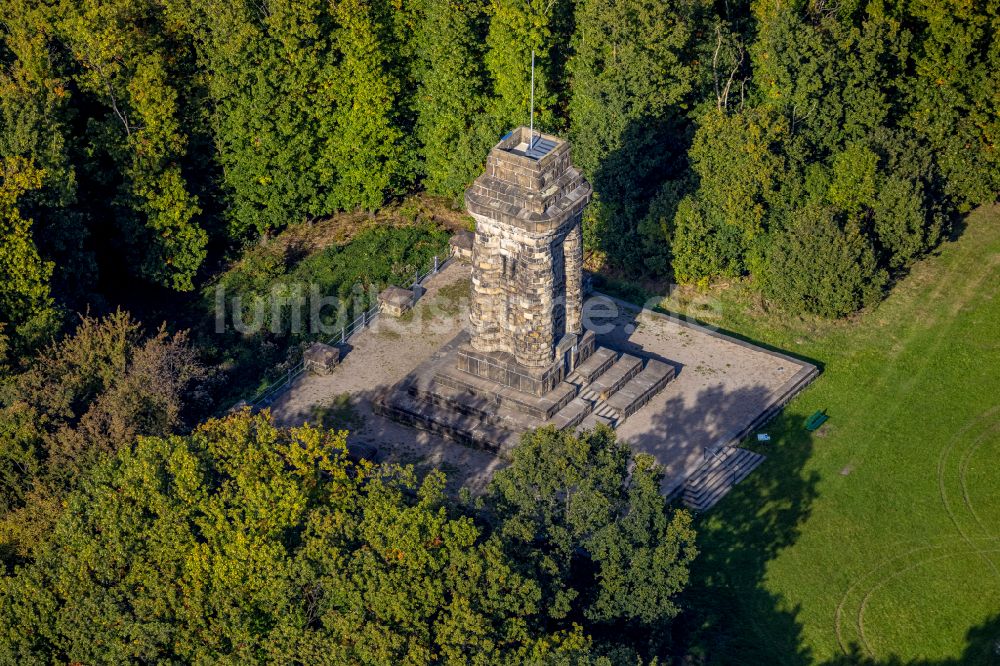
0,0 -> 997,661
0,413 -> 696,664
0,0 -> 996,340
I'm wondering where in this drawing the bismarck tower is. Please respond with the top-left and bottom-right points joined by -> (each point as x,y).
378,127 -> 674,451
459,126 -> 595,395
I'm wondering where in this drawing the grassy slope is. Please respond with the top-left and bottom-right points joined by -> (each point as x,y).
666,205 -> 1000,665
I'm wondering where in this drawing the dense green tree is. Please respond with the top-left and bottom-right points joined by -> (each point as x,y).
750,0 -> 898,156
762,204 -> 886,317
671,106 -> 788,283
0,412 -> 594,663
0,0 -> 95,299
322,0 -> 412,211
0,157 -> 58,356
826,143 -> 878,217
566,0 -> 709,271
567,0 -> 704,176
412,0 -> 494,198
0,0 -> 993,327
871,173 -> 934,268
901,0 -> 1000,209
173,0 -> 333,238
485,0 -> 573,131
487,425 -> 697,638
57,0 -> 208,291
659,0 -> 990,315
174,0 -> 411,240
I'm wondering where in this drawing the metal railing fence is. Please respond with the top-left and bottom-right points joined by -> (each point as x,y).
236,253 -> 450,411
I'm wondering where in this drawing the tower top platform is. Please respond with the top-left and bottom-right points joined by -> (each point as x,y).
465,126 -> 592,234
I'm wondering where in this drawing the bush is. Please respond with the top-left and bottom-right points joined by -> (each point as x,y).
203,223 -> 450,406
762,206 -> 886,317
671,196 -> 746,285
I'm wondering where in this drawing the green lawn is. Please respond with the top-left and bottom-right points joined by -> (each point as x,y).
663,206 -> 1000,665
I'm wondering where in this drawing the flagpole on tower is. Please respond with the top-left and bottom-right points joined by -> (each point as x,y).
529,50 -> 535,149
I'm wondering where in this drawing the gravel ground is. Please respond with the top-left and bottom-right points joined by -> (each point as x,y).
589,295 -> 812,494
271,262 -> 815,494
270,261 -> 502,493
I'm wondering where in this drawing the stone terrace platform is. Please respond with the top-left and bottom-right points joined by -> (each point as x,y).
375,330 -> 675,454
269,264 -> 818,496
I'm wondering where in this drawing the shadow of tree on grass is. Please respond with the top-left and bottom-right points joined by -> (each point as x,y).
669,404 -> 820,665
825,614 -> 1000,666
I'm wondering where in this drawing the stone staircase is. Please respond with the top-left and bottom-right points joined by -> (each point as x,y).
547,351 -> 674,434
565,347 -> 616,387
378,339 -> 676,455
667,360 -> 818,510
677,446 -> 766,511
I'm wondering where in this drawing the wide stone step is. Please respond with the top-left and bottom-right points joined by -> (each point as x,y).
685,455 -> 758,504
682,447 -> 766,511
375,390 -> 516,452
546,397 -> 592,431
407,380 -> 504,425
603,359 -> 675,420
577,412 -> 615,432
432,363 -> 576,421
565,347 -> 617,387
587,354 -> 643,401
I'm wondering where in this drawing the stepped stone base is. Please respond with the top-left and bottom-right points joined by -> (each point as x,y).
376,329 -> 675,455
456,330 -> 596,396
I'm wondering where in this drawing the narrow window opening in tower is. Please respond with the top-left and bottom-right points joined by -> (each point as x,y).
501,254 -> 518,279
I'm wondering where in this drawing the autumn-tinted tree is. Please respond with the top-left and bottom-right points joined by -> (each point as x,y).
0,310 -> 206,562
0,412 -> 594,663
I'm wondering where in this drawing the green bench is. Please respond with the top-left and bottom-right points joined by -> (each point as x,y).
805,410 -> 828,431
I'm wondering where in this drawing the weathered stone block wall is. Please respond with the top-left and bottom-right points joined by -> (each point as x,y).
468,216 -> 579,367
465,127 -> 592,371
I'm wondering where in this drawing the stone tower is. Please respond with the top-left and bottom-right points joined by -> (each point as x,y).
378,127 -> 677,447
459,126 -> 594,396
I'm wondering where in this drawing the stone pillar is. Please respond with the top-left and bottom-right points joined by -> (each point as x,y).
563,220 -> 583,335
469,228 -> 506,353
512,249 -> 556,367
